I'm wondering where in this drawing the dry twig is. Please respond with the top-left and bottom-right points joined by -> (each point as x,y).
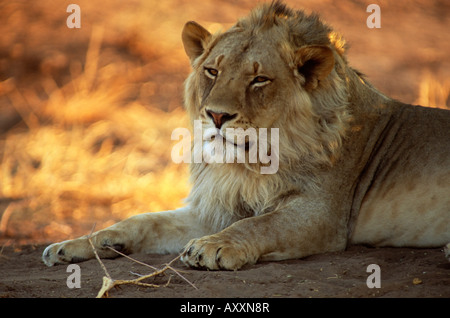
87,232 -> 196,298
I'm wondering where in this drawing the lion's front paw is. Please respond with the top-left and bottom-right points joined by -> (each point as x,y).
180,235 -> 256,270
42,238 -> 92,267
42,242 -> 65,266
42,231 -> 127,266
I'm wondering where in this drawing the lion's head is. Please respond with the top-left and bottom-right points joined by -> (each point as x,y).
182,1 -> 351,175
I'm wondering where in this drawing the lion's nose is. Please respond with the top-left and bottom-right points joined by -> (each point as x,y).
206,110 -> 237,129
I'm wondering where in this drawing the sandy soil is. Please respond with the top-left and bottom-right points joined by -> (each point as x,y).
0,244 -> 448,298
0,0 -> 449,301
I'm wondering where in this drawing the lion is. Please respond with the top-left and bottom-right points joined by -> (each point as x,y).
43,1 -> 450,270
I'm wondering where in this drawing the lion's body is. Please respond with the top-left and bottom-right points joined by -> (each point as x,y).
43,1 -> 450,269
349,103 -> 450,247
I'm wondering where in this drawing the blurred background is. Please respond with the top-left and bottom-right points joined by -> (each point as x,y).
0,0 -> 449,246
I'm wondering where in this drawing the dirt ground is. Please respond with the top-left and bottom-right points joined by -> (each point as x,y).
0,244 -> 449,298
0,0 -> 449,300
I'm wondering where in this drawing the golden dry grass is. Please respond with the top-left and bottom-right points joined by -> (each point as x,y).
1,60 -> 190,243
0,4 -> 193,242
415,72 -> 450,109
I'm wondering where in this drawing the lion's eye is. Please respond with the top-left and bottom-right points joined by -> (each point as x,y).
251,76 -> 271,87
204,67 -> 219,79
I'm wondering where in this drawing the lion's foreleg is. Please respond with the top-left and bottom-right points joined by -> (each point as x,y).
42,207 -> 210,266
181,200 -> 348,270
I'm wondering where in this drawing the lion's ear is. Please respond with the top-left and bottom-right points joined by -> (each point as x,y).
182,21 -> 211,64
295,45 -> 335,90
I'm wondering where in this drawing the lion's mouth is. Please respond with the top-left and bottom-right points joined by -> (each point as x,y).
208,134 -> 250,151
234,140 -> 251,151
202,126 -> 259,156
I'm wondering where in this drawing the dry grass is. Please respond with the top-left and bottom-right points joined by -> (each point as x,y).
87,233 -> 196,298
415,72 -> 450,109
0,3 -> 192,243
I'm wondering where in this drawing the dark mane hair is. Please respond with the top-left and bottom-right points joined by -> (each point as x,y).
234,0 -> 334,48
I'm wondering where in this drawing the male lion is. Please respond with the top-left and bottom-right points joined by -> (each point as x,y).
43,1 -> 450,270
